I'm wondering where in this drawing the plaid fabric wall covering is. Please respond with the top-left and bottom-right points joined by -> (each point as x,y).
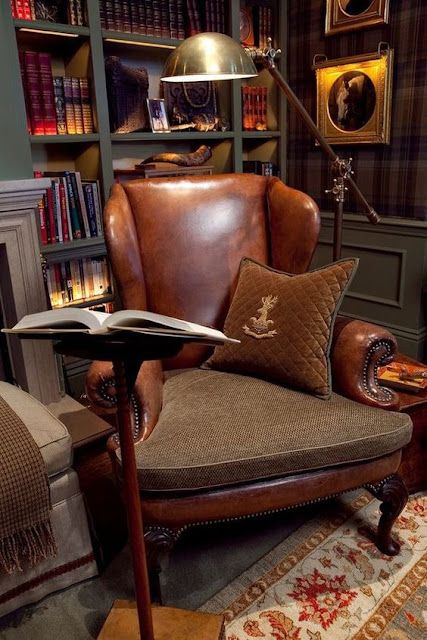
287,0 -> 427,220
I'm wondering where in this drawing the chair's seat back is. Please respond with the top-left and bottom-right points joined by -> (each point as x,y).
104,173 -> 320,368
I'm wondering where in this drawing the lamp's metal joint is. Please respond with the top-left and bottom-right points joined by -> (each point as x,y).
325,177 -> 347,203
244,37 -> 281,69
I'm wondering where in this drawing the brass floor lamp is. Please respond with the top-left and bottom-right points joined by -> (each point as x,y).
162,32 -> 381,260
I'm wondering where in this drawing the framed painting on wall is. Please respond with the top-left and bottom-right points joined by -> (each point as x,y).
325,0 -> 390,36
314,48 -> 393,145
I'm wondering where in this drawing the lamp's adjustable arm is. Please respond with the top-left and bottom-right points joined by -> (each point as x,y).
245,41 -> 380,234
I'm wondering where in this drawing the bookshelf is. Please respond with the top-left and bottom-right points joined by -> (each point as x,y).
0,0 -> 286,395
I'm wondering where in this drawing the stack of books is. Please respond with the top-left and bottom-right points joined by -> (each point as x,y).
99,0 -> 226,39
11,0 -> 86,26
34,171 -> 103,244
19,51 -> 94,136
45,256 -> 111,308
242,86 -> 268,131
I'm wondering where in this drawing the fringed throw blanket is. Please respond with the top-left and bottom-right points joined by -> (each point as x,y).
0,395 -> 56,574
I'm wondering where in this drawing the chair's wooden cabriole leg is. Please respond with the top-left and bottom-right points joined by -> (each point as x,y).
144,527 -> 181,603
366,474 -> 408,556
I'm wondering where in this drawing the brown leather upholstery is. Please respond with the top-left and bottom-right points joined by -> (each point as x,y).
86,173 -> 410,575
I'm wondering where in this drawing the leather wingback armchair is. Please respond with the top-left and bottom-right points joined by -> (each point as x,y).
86,174 -> 411,591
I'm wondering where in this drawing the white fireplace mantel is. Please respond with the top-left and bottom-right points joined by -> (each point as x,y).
0,178 -> 61,404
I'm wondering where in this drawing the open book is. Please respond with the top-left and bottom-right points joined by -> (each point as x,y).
2,308 -> 239,344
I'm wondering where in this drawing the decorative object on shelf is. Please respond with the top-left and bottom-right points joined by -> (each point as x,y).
240,6 -> 255,46
105,56 -> 149,134
163,81 -> 224,131
33,0 -> 68,23
326,0 -> 390,36
313,44 -> 393,145
161,31 -> 380,262
115,163 -> 214,181
146,98 -> 170,133
139,144 -> 212,167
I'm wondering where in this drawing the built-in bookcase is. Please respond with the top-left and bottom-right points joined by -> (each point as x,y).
1,0 -> 286,396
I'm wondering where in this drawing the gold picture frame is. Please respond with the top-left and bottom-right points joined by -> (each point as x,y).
314,48 -> 393,145
325,0 -> 390,36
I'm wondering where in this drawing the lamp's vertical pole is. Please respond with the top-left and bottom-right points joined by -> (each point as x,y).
334,197 -> 344,261
113,359 -> 155,640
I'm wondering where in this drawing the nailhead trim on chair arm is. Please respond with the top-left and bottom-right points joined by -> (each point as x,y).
100,379 -> 142,443
362,339 -> 394,402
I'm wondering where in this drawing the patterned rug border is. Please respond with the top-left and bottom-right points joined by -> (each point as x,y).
201,490 -> 427,640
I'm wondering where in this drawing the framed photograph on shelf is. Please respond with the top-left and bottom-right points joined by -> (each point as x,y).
325,0 -> 390,36
146,99 -> 170,133
314,47 -> 393,145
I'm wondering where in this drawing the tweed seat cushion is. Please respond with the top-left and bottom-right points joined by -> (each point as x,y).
127,370 -> 412,492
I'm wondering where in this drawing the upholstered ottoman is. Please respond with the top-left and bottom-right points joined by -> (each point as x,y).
0,382 -> 97,618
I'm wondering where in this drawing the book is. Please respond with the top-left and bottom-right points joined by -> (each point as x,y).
71,77 -> 84,134
378,362 -> 427,394
53,77 -> 67,135
38,52 -> 57,135
4,308 -> 240,343
23,51 -> 44,135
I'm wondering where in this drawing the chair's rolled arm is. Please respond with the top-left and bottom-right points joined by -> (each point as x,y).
85,359 -> 165,449
331,317 -> 400,410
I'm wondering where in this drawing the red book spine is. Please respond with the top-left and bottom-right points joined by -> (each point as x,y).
37,198 -> 48,245
58,180 -> 70,242
71,77 -> 84,134
23,51 -> 44,135
22,0 -> 31,19
38,52 -> 57,135
14,0 -> 25,18
46,186 -> 57,244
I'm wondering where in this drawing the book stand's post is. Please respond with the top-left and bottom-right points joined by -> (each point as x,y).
16,332 -> 224,640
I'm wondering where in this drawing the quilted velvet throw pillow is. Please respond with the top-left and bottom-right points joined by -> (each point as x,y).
204,257 -> 359,399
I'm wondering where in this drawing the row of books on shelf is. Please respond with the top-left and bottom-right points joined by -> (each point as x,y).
34,171 -> 103,244
99,0 -> 226,39
45,257 -> 111,308
11,0 -> 86,25
19,51 -> 94,136
243,160 -> 279,177
242,86 -> 268,131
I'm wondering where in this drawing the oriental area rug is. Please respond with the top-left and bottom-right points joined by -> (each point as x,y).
201,491 -> 427,640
